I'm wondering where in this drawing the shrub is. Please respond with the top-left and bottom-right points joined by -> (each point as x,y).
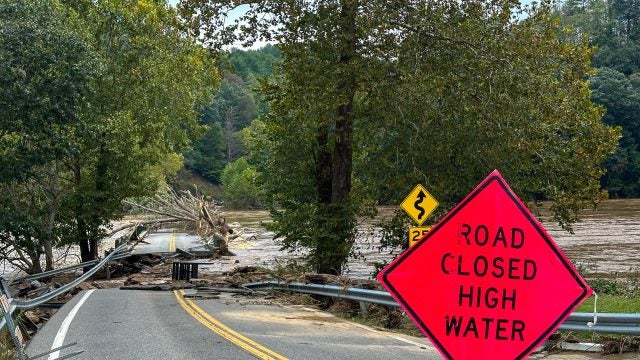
221,157 -> 262,208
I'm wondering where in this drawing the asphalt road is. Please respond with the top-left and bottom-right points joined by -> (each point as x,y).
24,289 -> 640,360
25,289 -> 441,359
131,229 -> 202,255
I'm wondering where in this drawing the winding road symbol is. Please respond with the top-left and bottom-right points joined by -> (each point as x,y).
400,184 -> 438,226
414,190 -> 427,220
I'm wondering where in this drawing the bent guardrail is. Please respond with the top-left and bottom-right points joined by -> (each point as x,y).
243,280 -> 640,336
11,250 -> 132,285
0,243 -> 129,359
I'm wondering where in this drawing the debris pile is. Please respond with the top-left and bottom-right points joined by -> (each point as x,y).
124,187 -> 246,255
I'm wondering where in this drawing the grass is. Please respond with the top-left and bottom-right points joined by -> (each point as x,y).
577,294 -> 640,313
556,278 -> 640,352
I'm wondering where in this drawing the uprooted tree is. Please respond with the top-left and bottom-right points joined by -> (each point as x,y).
124,188 -> 242,256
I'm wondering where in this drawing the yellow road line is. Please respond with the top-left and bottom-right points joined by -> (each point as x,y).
174,290 -> 288,360
169,230 -> 176,253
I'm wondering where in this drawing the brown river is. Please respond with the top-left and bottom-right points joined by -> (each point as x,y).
221,199 -> 640,280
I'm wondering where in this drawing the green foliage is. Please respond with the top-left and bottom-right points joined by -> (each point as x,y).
228,45 -> 282,84
590,68 -> 640,136
588,279 -> 634,296
558,0 -> 640,198
227,45 -> 282,114
0,0 -> 96,181
220,157 -> 262,208
201,74 -> 258,132
0,0 -> 97,271
186,73 -> 258,182
55,0 -> 219,261
0,329 -> 13,360
0,0 -> 219,268
184,123 -> 227,183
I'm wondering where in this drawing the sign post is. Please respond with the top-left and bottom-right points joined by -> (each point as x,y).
379,170 -> 592,360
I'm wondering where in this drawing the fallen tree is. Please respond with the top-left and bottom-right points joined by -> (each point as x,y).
124,187 -> 243,255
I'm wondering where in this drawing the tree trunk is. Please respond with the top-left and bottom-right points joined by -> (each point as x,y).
27,246 -> 43,274
44,177 -> 58,271
90,238 -> 98,259
73,157 -> 93,267
331,0 -> 357,204
44,240 -> 54,271
87,139 -> 107,262
316,128 -> 332,204
316,0 -> 358,275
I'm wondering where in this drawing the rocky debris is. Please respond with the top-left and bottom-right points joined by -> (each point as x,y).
602,337 -> 640,354
23,309 -> 55,329
14,280 -> 46,298
125,273 -> 149,285
77,282 -> 96,291
189,278 -> 228,287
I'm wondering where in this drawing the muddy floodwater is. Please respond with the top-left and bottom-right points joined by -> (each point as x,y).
222,199 -> 640,280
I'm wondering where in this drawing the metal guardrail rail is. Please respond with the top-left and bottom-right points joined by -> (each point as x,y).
243,280 -> 640,336
11,250 -> 132,285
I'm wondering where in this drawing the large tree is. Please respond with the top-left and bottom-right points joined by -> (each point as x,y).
181,0 -> 618,274
0,0 -> 219,272
0,0 -> 97,272
58,0 -> 219,263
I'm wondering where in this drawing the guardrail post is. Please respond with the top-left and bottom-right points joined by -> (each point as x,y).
358,301 -> 368,319
190,263 -> 198,280
105,262 -> 111,280
1,277 -> 25,360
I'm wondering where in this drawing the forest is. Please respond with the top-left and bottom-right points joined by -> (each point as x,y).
0,0 -> 635,275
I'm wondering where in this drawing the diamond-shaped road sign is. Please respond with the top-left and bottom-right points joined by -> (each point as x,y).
401,184 -> 438,226
378,170 -> 592,360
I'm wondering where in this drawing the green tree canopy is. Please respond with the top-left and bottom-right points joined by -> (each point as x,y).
557,0 -> 640,198
59,0 -> 219,262
0,0 -> 96,182
0,0 -> 219,271
0,0 -> 98,272
185,72 -> 258,183
181,0 -> 618,274
590,67 -> 640,197
220,157 -> 262,208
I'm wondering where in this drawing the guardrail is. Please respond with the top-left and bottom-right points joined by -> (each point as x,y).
10,250 -> 132,285
243,280 -> 640,336
1,243 -> 129,359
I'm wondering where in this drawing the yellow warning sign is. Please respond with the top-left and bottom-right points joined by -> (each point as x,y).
409,227 -> 431,247
400,184 -> 438,226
